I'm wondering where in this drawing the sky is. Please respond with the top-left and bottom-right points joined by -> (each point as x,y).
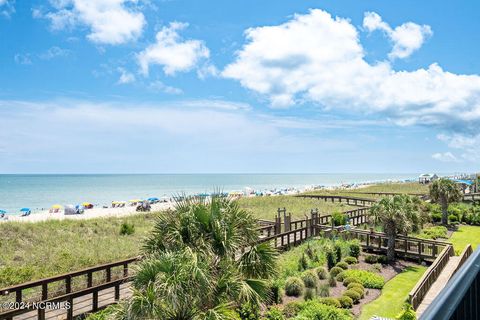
0,0 -> 479,174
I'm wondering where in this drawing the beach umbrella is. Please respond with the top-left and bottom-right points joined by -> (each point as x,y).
82,202 -> 91,207
148,197 -> 159,201
51,204 -> 63,209
129,199 -> 142,203
20,208 -> 30,212
0,209 -> 6,214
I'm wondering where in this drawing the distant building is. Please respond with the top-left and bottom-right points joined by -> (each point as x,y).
419,173 -> 438,184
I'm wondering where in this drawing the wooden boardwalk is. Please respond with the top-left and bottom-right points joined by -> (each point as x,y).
11,283 -> 131,320
416,256 -> 460,317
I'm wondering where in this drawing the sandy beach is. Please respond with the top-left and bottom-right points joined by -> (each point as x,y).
2,202 -> 174,223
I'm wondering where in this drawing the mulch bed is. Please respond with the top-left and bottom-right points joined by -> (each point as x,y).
276,254 -> 421,317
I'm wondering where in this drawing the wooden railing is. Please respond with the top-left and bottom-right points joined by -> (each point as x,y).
462,193 -> 480,202
0,258 -> 138,318
453,244 -> 473,274
419,247 -> 480,320
333,228 -> 450,262
295,194 -> 376,207
409,244 -> 455,309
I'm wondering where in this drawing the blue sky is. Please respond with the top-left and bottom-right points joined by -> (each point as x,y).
1,0 -> 479,174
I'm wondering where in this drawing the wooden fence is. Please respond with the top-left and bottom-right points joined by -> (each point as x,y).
295,194 -> 376,207
408,245 -> 455,309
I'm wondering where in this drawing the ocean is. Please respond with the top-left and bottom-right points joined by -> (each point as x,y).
0,173 -> 417,214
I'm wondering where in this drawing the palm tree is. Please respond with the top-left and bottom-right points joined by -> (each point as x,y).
429,178 -> 462,225
113,195 -> 278,320
370,195 -> 420,262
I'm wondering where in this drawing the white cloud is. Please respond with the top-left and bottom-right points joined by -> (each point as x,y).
14,53 -> 32,65
117,67 -> 136,84
436,133 -> 480,162
0,0 -> 14,18
148,80 -> 182,94
37,0 -> 145,45
363,11 -> 432,59
39,46 -> 71,60
223,9 -> 480,131
137,22 -> 210,76
432,152 -> 459,162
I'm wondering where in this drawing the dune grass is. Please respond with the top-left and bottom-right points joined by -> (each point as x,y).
359,265 -> 427,320
238,195 -> 353,220
0,214 -> 157,287
449,225 -> 480,253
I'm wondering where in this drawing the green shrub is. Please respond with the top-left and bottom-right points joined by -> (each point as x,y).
343,256 -> 357,265
285,277 -> 304,297
350,286 -> 364,298
334,244 -> 342,262
317,297 -> 341,308
332,211 -> 347,226
347,282 -> 365,291
295,300 -> 352,320
282,302 -> 302,318
330,266 -> 343,277
301,270 -> 319,289
316,266 -> 328,280
328,274 -> 337,287
343,277 -> 361,286
448,214 -> 458,223
335,261 -> 349,270
237,301 -> 260,320
341,269 -> 385,289
343,289 -> 361,304
338,296 -> 353,308
417,226 -> 448,240
326,249 -> 336,270
431,212 -> 442,223
369,263 -> 382,273
119,222 -> 135,235
298,253 -> 308,271
263,306 -> 285,320
336,271 -> 346,282
396,303 -> 417,320
304,288 -> 316,301
364,254 -> 378,264
318,283 -> 330,297
349,242 -> 361,258
378,255 -> 389,264
268,280 -> 283,305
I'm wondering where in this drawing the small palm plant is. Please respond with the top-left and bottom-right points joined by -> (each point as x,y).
113,194 -> 278,319
429,178 -> 462,225
370,195 -> 420,262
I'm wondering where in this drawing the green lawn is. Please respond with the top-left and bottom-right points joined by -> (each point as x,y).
359,265 -> 427,320
449,225 -> 480,253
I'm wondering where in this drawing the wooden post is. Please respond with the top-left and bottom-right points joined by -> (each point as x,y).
284,211 -> 291,232
42,282 -> 48,300
87,272 -> 93,287
66,275 -> 72,294
15,290 -> 22,303
93,290 -> 98,311
38,308 -> 45,320
67,298 -> 73,320
106,267 -> 111,282
115,284 -> 121,300
124,263 -> 129,277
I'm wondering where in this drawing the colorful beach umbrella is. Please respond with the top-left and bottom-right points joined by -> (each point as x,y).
148,197 -> 159,201
51,204 -> 63,209
129,199 -> 142,203
20,208 -> 30,212
82,202 -> 91,207
0,209 -> 6,214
